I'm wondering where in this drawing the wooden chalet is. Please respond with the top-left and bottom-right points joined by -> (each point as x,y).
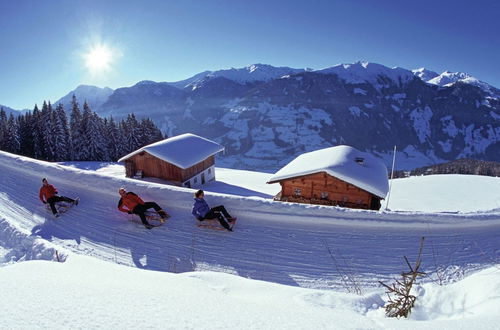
118,133 -> 224,188
267,145 -> 389,210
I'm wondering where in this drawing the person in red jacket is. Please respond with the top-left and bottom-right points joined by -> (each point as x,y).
117,188 -> 168,229
39,178 -> 78,217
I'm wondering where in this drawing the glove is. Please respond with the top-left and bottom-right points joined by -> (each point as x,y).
42,201 -> 47,204
197,216 -> 203,221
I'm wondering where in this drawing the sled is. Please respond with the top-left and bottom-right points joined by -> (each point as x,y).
129,210 -> 169,227
195,217 -> 237,231
46,197 -> 79,217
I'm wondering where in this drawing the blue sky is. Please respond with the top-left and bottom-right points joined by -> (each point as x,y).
1,0 -> 499,109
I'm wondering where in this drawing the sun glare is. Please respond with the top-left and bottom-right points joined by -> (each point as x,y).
84,44 -> 113,74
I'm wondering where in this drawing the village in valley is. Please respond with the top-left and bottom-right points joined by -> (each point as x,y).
0,1 -> 499,329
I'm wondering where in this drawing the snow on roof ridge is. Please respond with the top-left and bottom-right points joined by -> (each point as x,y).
118,133 -> 224,169
268,145 -> 389,198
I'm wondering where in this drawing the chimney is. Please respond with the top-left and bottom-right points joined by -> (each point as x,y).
355,157 -> 364,165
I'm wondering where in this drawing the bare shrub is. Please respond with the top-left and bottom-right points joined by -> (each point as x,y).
379,237 -> 426,318
324,240 -> 362,295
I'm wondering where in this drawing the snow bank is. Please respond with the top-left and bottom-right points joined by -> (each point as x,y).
0,255 -> 498,329
0,256 -> 373,329
0,218 -> 66,265
383,175 -> 500,212
1,150 -> 500,291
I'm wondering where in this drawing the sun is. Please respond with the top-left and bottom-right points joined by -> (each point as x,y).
84,44 -> 113,73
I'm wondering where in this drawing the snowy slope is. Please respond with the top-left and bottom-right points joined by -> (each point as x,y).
1,150 -> 499,286
383,174 -> 500,213
1,255 -> 499,329
1,152 -> 500,328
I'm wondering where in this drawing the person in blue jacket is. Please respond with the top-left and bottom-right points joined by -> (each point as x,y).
192,189 -> 236,231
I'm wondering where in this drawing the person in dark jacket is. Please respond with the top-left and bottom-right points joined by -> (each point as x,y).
192,189 -> 236,231
39,178 -> 78,217
117,188 -> 168,229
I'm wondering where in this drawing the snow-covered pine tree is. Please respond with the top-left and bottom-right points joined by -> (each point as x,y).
17,112 -> 35,157
122,113 -> 141,155
104,116 -> 123,161
79,101 -> 93,160
54,103 -> 70,161
4,114 -> 20,153
40,101 -> 56,161
139,118 -> 164,146
86,112 -> 108,161
32,104 -> 45,159
0,108 -> 7,150
70,95 -> 83,160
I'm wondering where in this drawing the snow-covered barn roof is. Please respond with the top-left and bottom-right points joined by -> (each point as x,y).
118,133 -> 224,169
267,145 -> 389,199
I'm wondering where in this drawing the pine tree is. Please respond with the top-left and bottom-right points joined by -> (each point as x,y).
4,114 -> 20,153
32,104 -> 45,159
86,112 -> 108,161
53,103 -> 70,161
139,118 -> 164,147
41,101 -> 57,161
0,108 -> 7,150
70,95 -> 83,160
18,112 -> 35,157
104,116 -> 123,161
123,113 -> 141,155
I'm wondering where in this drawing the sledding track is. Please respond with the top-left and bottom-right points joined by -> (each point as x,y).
1,151 -> 500,289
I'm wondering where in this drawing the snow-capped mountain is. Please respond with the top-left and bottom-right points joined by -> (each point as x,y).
94,62 -> 500,171
54,85 -> 114,112
0,104 -> 28,116
171,64 -> 309,90
412,67 -> 439,82
415,70 -> 500,97
3,62 -> 498,171
317,61 -> 414,87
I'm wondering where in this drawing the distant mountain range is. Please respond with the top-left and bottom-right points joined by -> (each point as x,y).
2,61 -> 499,171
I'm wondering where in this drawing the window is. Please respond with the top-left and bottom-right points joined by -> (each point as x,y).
320,192 -> 329,199
294,188 -> 301,196
208,168 -> 212,174
184,181 -> 191,188
194,177 -> 198,184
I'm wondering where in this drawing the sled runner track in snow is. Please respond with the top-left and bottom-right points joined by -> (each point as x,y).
1,150 -> 499,289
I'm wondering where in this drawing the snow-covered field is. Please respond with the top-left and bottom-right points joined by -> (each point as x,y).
1,153 -> 500,328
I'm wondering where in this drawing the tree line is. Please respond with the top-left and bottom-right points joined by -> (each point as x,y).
393,158 -> 500,178
0,95 -> 164,162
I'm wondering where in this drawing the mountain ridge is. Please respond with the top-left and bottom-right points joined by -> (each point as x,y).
2,61 -> 499,172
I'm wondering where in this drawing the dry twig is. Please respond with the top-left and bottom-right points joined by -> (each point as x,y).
379,237 -> 426,318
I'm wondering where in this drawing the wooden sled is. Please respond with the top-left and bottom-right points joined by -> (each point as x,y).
129,210 -> 169,227
46,197 -> 79,216
195,217 -> 237,231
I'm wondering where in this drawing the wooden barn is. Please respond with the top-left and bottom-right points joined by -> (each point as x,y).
267,145 -> 389,210
118,133 -> 224,188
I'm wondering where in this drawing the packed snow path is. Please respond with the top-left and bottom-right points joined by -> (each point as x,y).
1,151 -> 499,289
